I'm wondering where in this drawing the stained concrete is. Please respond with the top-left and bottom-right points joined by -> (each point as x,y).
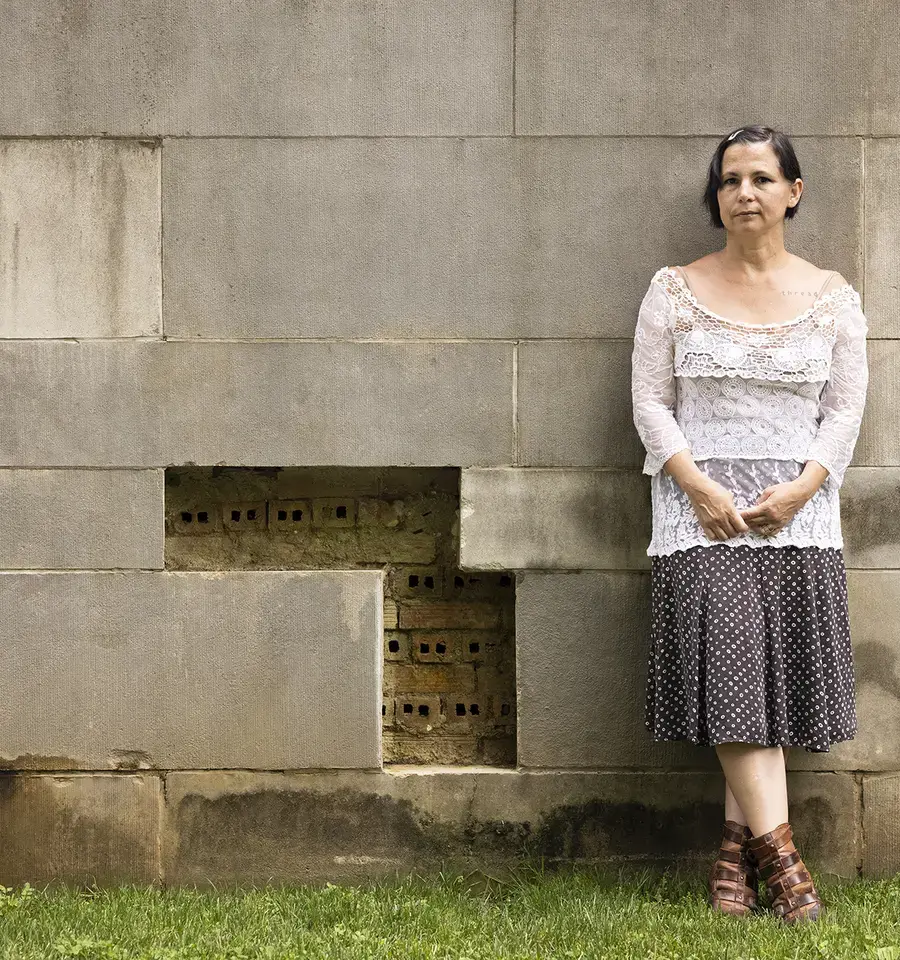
792,571 -> 900,772
0,772 -> 161,887
460,467 -> 651,571
0,139 -> 160,338
839,468 -> 900,567
862,773 -> 900,877
154,768 -> 856,885
516,569 -> 900,772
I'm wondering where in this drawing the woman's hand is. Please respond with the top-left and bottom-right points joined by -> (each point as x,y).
686,478 -> 752,542
740,480 -> 813,538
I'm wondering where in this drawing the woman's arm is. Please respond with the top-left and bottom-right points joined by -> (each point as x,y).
631,276 -> 693,476
803,287 -> 870,488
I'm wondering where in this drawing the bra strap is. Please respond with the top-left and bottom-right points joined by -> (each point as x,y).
678,266 -> 834,302
814,270 -> 836,299
675,266 -> 695,294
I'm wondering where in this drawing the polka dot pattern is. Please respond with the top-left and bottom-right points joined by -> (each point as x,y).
645,543 -> 857,754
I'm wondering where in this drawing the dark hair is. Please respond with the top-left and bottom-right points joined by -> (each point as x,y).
702,125 -> 802,229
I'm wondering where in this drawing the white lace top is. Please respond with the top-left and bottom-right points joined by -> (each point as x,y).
631,266 -> 869,557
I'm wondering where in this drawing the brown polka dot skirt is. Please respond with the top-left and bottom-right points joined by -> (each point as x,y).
645,544 -> 857,753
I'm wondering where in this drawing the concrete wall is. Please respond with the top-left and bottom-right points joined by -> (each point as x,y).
1,1 -> 898,884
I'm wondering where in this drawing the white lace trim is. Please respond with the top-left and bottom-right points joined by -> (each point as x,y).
647,457 -> 842,557
632,268 -> 869,489
675,374 -> 821,462
657,266 -> 859,383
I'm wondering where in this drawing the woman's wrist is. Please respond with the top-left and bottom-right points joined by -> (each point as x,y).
795,461 -> 830,500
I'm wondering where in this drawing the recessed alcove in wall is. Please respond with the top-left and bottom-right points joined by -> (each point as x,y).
164,467 -> 516,766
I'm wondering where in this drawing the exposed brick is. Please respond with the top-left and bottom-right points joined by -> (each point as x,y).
383,599 -> 399,629
393,695 -> 444,734
383,630 -> 409,662
386,664 -> 476,695
399,601 -> 501,630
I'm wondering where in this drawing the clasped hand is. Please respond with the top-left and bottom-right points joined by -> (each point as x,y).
689,479 -> 810,542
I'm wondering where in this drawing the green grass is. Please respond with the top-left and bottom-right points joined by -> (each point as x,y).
2,861 -> 900,959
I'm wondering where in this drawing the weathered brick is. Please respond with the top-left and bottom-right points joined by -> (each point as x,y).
386,664 -> 476,695
399,601 -> 502,630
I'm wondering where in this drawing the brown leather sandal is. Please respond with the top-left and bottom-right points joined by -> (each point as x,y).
709,820 -> 759,916
747,822 -> 822,924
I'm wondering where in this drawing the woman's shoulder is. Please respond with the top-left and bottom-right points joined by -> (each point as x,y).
663,257 -> 852,296
821,270 -> 850,296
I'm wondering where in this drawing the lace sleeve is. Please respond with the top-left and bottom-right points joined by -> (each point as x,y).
804,294 -> 869,487
631,276 -> 691,476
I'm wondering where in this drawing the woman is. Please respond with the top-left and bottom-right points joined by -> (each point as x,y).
631,125 -> 869,925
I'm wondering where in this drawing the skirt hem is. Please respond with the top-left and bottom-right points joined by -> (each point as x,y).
645,727 -> 858,755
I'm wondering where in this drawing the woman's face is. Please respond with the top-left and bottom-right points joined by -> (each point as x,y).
717,141 -> 801,232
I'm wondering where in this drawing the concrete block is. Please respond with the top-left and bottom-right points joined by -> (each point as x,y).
0,342 -> 164,466
0,341 -> 513,467
460,467 -> 651,569
518,341 -> 639,466
864,138 -> 900,335
164,137 -> 862,341
0,1 -> 513,136
862,773 -> 900,877
0,571 -> 383,770
840,468 -> 900,568
0,773 -> 161,887
517,0 -> 870,135
163,136 -> 590,341
515,570 -> 720,770
791,571 -> 900,771
0,139 -> 160,338
159,768 -> 858,886
841,340 -> 899,470
873,8 -> 900,135
0,469 -> 163,569
160,342 -> 513,468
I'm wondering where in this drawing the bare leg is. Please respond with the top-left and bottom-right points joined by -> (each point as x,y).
724,778 -> 747,825
723,746 -> 790,824
715,742 -> 788,837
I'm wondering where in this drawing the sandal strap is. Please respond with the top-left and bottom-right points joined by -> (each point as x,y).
759,849 -> 802,877
773,890 -> 820,918
769,868 -> 812,898
717,847 -> 744,864
749,822 -> 792,850
712,863 -> 750,882
722,821 -> 749,844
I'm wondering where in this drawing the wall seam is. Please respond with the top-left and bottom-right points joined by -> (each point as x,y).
159,137 -> 165,340
512,342 -> 519,465
861,133 -> 866,304
511,0 -> 516,137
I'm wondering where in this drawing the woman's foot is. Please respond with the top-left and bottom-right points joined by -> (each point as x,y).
709,820 -> 759,916
747,822 -> 822,924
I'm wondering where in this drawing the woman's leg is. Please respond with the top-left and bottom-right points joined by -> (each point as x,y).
724,745 -> 791,825
715,742 -> 788,837
724,779 -> 748,824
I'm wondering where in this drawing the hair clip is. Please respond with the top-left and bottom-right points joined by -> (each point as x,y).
727,129 -> 743,141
